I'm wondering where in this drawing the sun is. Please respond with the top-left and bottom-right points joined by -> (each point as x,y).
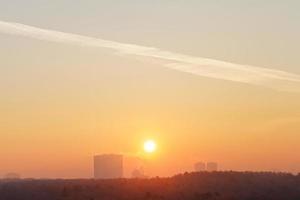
143,140 -> 157,153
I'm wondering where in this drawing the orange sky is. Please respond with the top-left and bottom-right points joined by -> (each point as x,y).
1,64 -> 300,178
1,0 -> 300,178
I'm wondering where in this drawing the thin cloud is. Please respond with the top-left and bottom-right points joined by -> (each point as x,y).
0,20 -> 300,92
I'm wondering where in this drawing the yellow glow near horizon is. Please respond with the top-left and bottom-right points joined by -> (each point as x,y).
144,140 -> 157,153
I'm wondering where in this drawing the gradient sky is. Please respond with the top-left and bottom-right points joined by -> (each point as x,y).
1,0 -> 300,178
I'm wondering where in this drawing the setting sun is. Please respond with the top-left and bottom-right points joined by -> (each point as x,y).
143,140 -> 157,153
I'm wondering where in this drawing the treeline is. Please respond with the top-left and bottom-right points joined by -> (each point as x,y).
1,171 -> 300,200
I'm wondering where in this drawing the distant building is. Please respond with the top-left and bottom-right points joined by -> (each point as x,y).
194,162 -> 206,172
94,154 -> 123,179
131,167 -> 147,178
4,173 -> 21,180
206,162 -> 218,171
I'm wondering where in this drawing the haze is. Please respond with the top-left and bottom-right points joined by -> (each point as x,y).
0,0 -> 300,178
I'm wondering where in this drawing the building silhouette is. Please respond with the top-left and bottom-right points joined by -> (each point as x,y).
4,173 -> 21,180
131,167 -> 147,178
206,162 -> 218,171
94,154 -> 123,179
194,162 -> 206,171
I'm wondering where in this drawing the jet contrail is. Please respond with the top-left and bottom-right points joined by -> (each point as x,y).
0,20 -> 300,92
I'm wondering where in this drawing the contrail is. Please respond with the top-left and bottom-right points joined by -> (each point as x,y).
1,20 -> 300,92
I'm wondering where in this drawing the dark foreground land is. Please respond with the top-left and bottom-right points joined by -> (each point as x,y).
1,172 -> 300,200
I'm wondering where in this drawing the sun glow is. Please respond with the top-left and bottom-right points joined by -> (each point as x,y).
144,140 -> 157,153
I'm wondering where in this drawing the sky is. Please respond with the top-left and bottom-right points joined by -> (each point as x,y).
0,0 -> 300,178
